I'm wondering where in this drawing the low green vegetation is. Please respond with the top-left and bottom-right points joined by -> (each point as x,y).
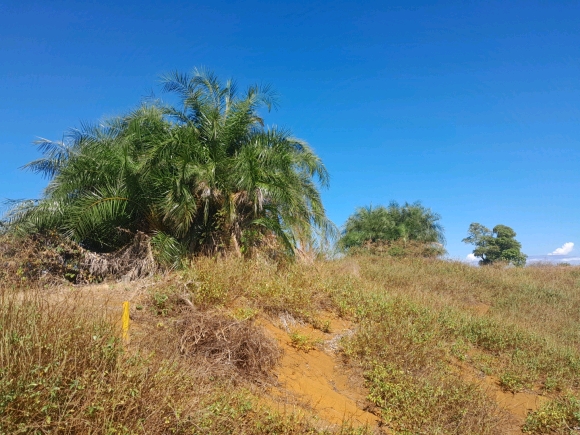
288,330 -> 322,352
523,395 -> 580,433
3,255 -> 580,434
339,202 -> 445,257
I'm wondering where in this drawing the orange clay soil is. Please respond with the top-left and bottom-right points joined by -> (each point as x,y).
456,303 -> 551,434
37,281 -> 550,434
451,352 -> 550,434
258,313 -> 383,431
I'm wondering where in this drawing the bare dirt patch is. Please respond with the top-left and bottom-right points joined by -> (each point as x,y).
259,313 -> 382,431
465,301 -> 492,316
452,358 -> 550,434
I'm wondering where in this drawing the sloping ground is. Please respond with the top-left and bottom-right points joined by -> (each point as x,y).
6,257 -> 580,434
452,301 -> 551,434
38,282 -> 382,430
452,352 -> 550,434
258,314 -> 382,430
260,312 -> 552,435
37,282 -> 548,434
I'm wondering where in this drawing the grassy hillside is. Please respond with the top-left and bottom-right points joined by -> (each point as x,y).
2,256 -> 580,434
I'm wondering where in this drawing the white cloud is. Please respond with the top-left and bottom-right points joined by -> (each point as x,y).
466,253 -> 478,262
548,242 -> 574,256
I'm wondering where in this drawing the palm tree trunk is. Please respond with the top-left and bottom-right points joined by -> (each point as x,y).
230,229 -> 242,258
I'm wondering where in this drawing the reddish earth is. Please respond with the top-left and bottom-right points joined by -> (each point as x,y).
38,281 -> 551,434
451,356 -> 549,435
451,297 -> 551,435
258,314 -> 382,431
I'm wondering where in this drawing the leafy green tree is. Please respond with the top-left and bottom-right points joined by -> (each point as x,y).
4,69 -> 335,264
462,223 -> 527,266
339,202 -> 445,256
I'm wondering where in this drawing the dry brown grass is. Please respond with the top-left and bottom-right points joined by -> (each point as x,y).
0,232 -> 160,286
0,284 -> 368,434
0,288 -> 188,433
177,307 -> 281,379
153,255 -> 580,433
4,253 -> 580,433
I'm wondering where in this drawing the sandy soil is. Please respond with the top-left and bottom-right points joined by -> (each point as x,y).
451,356 -> 549,435
36,280 -> 551,434
258,313 -> 383,431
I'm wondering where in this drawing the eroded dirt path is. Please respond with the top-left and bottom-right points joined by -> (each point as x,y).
451,357 -> 550,435
455,300 -> 553,434
259,314 -> 383,431
34,281 -> 549,434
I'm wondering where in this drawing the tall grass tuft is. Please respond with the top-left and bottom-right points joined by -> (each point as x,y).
0,286 -> 359,434
4,254 -> 580,433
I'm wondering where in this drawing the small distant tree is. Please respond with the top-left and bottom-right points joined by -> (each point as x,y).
462,223 -> 527,267
339,202 -> 445,257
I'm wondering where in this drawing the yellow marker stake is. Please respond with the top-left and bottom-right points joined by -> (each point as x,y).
122,301 -> 130,341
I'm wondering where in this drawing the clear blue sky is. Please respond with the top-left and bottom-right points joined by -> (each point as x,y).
1,0 -> 579,260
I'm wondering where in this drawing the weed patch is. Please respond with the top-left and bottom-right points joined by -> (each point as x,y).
5,255 -> 580,433
523,395 -> 580,434
288,330 -> 322,353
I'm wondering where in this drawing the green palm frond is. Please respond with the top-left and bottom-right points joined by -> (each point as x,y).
150,231 -> 186,268
340,202 -> 445,251
64,184 -> 133,247
21,137 -> 75,179
5,68 -> 334,262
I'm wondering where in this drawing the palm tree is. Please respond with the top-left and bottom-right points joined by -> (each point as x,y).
339,202 -> 445,255
5,68 -> 335,265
